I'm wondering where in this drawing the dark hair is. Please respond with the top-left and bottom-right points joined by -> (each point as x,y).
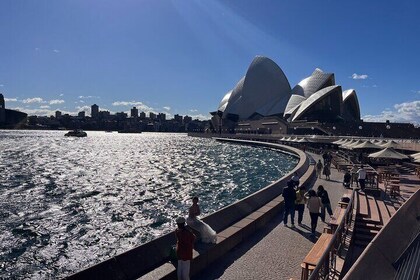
287,180 -> 294,188
192,196 -> 199,201
308,190 -> 317,197
317,185 -> 324,191
299,185 -> 306,190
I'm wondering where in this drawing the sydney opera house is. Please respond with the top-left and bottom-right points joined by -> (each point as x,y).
210,56 -> 417,138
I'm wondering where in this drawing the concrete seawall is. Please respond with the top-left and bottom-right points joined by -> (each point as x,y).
66,138 -> 315,280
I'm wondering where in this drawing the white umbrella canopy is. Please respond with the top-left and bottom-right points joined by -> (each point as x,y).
343,139 -> 364,149
340,139 -> 356,148
374,140 -> 388,145
409,152 -> 420,158
380,140 -> 401,149
368,147 -> 409,160
333,138 -> 346,144
352,140 -> 382,150
297,137 -> 311,143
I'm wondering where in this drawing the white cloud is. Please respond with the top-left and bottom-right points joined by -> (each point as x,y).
75,105 -> 91,113
49,99 -> 65,105
112,100 -> 155,113
189,109 -> 198,112
411,90 -> 420,94
189,113 -> 211,121
40,105 -> 50,109
5,98 -> 17,102
362,100 -> 420,125
78,95 -> 99,99
0,84 -> 4,87
163,106 -> 171,111
59,93 -> 64,97
22,97 -> 45,104
351,73 -> 368,80
53,49 -> 60,53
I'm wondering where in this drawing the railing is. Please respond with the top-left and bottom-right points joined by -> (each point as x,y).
308,189 -> 356,280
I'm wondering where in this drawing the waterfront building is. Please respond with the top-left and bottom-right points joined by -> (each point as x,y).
91,104 -> 99,118
78,111 -> 85,118
157,113 -> 166,121
149,112 -> 156,120
139,111 -> 146,120
0,93 -> 27,128
210,56 -> 419,138
0,93 -> 5,123
131,107 -> 139,118
55,110 -> 62,119
174,114 -> 183,123
184,115 -> 192,124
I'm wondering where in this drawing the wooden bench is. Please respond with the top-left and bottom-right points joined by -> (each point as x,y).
301,233 -> 333,280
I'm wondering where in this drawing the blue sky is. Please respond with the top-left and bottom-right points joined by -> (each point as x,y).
1,0 -> 419,124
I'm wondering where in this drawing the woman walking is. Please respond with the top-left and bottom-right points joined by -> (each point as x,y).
317,185 -> 333,223
323,164 -> 331,180
305,190 -> 322,237
295,185 -> 307,226
316,160 -> 323,179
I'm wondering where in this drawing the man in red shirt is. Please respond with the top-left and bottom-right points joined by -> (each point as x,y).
175,217 -> 196,280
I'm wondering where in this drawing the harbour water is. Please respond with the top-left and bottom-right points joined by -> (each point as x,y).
0,130 -> 297,279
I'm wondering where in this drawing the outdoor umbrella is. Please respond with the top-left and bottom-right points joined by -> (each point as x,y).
409,152 -> 420,158
352,140 -> 382,150
380,140 -> 401,149
332,138 -> 346,144
344,139 -> 364,149
368,147 -> 409,160
297,137 -> 311,143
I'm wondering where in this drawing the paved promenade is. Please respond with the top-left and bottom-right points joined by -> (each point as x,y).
194,153 -> 346,280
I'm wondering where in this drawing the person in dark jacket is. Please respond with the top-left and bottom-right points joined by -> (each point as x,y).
317,185 -> 333,222
282,180 -> 297,227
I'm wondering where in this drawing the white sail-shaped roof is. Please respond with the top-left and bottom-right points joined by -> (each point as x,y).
291,68 -> 335,98
222,56 -> 291,120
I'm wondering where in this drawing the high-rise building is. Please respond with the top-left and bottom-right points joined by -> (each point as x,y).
91,104 -> 99,118
174,114 -> 183,123
149,112 -> 156,120
131,107 -> 139,118
158,113 -> 166,121
0,93 -> 5,123
78,111 -> 86,118
184,115 -> 192,123
139,112 -> 146,119
55,111 -> 62,119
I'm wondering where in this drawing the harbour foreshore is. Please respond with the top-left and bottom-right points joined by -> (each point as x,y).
66,138 -> 315,280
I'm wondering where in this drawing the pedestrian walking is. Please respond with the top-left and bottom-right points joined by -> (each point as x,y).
282,180 -> 297,228
357,165 -> 367,191
175,217 -> 196,280
316,160 -> 323,178
305,190 -> 322,236
317,185 -> 333,223
295,185 -> 307,226
323,164 -> 331,180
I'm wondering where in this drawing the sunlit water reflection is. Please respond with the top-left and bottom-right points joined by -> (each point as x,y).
0,130 -> 297,279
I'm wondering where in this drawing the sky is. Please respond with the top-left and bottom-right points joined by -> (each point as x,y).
1,0 -> 419,124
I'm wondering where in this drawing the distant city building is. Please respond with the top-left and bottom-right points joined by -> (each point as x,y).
55,111 -> 62,119
157,113 -> 166,121
174,114 -> 183,123
98,110 -> 110,120
0,93 -> 27,127
78,111 -> 85,118
139,111 -> 146,119
149,112 -> 156,120
0,93 -> 5,123
116,112 -> 128,120
91,104 -> 99,118
184,115 -> 192,123
131,107 -> 139,118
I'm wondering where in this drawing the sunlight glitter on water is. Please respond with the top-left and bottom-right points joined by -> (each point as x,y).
0,130 -> 297,279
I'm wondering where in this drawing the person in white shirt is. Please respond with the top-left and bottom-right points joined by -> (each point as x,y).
357,165 -> 367,191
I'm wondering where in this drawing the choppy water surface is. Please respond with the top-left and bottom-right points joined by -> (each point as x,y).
0,130 -> 297,279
